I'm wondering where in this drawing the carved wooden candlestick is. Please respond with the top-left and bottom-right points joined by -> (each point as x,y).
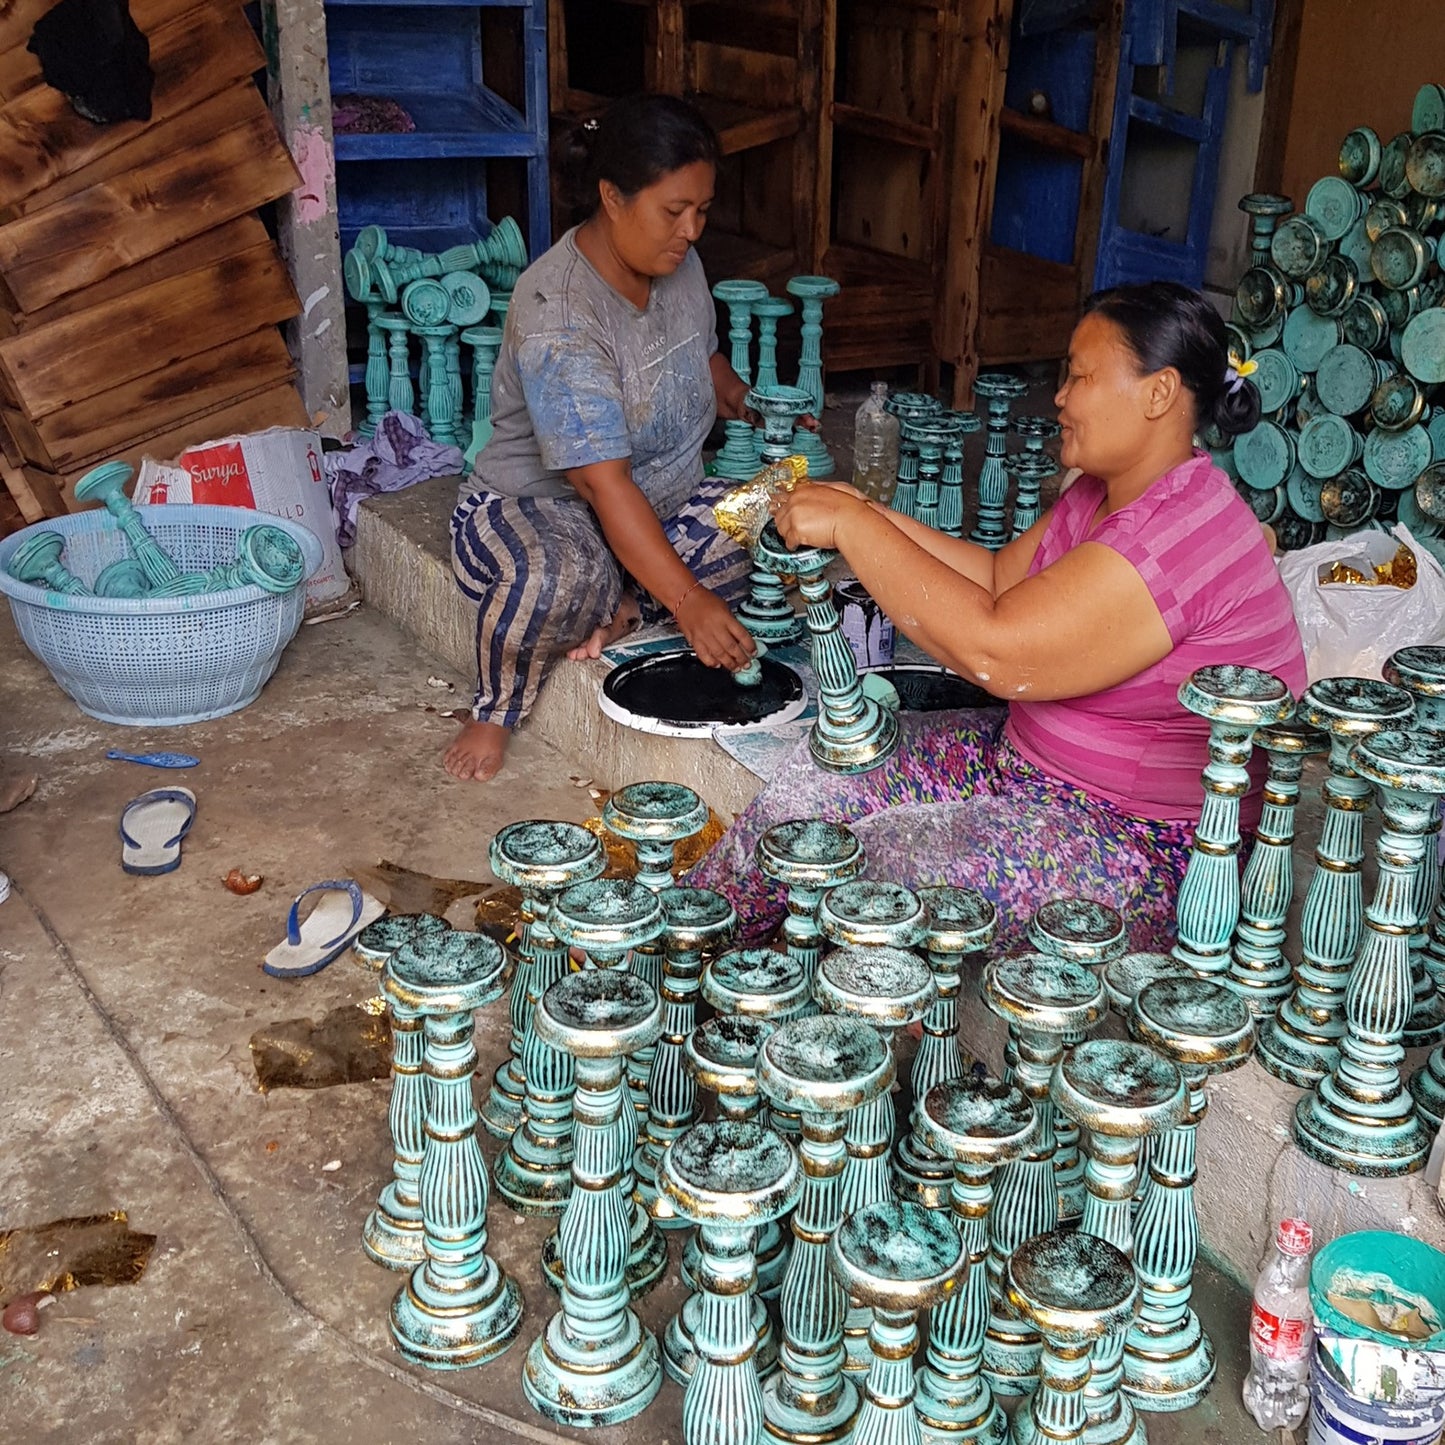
1051,1040 -> 1188,1445
1296,729 -> 1445,1175
914,1075 -> 1038,1445
814,899 -> 934,1376
714,279 -> 770,480
359,300 -> 389,436
461,324 -> 503,468
414,323 -> 462,446
545,878 -> 667,1297
981,954 -> 1106,1397
353,912 -> 450,974
1382,646 -> 1445,1047
1172,666 -> 1295,979
384,935 -> 522,1368
684,1013 -> 794,1306
757,819 -> 865,999
888,393 -> 944,519
73,461 -> 184,588
1409,650 -> 1445,1124
362,925 -> 466,1270
664,1121 -> 803,1445
1027,898 -> 1126,1228
755,519 -> 900,773
1009,416 -> 1061,540
829,1199 -> 966,1445
758,1014 -> 893,1444
1006,1232 -> 1140,1445
750,383 -> 814,470
482,820 -> 604,1145
667,1021 -> 787,1385
787,275 -> 840,478
376,315 -> 415,417
913,417 -> 963,533
635,886 -> 737,1227
1239,193 -> 1296,268
1226,722 -> 1330,1016
1126,976 -> 1255,1411
754,295 -> 794,392
970,374 -> 1029,550
7,531 -> 92,595
1102,953 -> 1188,1016
896,887 -> 999,1209
1259,678 -> 1415,1085
523,970 -> 664,1425
603,781 -> 710,1117
940,411 -> 983,539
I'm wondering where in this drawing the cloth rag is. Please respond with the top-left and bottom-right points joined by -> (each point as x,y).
327,411 -> 465,548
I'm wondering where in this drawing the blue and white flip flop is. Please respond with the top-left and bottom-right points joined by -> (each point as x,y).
119,787 -> 197,876
263,880 -> 386,979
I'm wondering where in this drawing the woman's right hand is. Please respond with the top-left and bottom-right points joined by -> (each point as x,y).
679,589 -> 756,671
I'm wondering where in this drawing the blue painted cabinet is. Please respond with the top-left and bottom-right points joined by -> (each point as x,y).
1093,0 -> 1272,290
323,0 -> 550,259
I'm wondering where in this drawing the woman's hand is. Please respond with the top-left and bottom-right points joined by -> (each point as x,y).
678,588 -> 757,671
714,377 -> 755,423
772,482 -> 871,551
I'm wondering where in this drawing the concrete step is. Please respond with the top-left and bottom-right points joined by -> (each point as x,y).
349,475 -> 765,817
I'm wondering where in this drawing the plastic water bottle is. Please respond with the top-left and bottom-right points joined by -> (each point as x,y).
1242,1218 -> 1315,1431
851,382 -> 900,502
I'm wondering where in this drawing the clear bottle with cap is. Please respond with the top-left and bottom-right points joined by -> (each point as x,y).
851,381 -> 901,502
1241,1218 -> 1315,1431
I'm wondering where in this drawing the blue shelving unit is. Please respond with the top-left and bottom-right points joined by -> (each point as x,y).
323,0 -> 550,259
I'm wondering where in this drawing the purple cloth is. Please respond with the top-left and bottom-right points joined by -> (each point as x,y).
327,411 -> 465,547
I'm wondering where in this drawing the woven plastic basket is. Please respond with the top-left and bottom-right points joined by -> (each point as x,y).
0,504 -> 323,726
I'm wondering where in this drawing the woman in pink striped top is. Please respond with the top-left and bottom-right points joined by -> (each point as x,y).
692,282 -> 1307,951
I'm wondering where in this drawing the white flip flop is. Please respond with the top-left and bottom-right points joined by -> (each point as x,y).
263,880 -> 386,979
119,788 -> 197,876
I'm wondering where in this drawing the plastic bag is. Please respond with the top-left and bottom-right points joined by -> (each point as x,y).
1277,525 -> 1445,684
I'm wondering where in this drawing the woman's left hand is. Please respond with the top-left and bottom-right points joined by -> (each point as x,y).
715,377 -> 755,423
772,482 -> 870,551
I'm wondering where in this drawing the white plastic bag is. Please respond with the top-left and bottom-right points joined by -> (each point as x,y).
1277,524 -> 1445,684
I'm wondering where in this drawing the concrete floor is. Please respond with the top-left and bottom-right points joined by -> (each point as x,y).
0,594 -> 1267,1445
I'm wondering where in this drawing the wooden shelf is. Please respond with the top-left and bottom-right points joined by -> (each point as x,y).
998,106 -> 1095,160
692,97 -> 802,156
830,102 -> 941,153
695,227 -> 797,283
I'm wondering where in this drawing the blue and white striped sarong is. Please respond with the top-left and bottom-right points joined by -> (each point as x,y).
450,474 -> 753,727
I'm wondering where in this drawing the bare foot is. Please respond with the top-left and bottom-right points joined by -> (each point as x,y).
443,719 -> 511,782
567,592 -> 642,661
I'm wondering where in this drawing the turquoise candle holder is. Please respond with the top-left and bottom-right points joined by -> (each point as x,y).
7,531 -> 92,595
635,886 -> 737,1227
970,374 -> 1029,550
713,279 -> 770,480
461,325 -> 503,468
1259,678 -> 1415,1086
1006,1232 -> 1140,1445
1010,415 -> 1061,539
545,878 -> 667,1297
360,300 -> 389,437
146,524 -> 306,597
1238,193 -> 1296,268
756,819 -> 866,998
73,461 -> 184,588
411,322 -> 461,446
753,295 -> 794,391
376,315 -> 415,416
663,1121 -> 802,1445
940,411 -> 982,539
1126,977 -> 1256,1412
384,935 -> 521,1369
1172,666 -> 1295,979
749,383 -> 814,468
914,1075 -> 1037,1445
786,275 -> 841,478
482,820 -> 603,1142
981,954 -> 1106,1396
93,559 -> 151,598
523,970 -> 664,1426
1226,722 -> 1329,1016
895,887 -> 998,1209
1102,952 -> 1189,1016
1051,1040 -> 1187,1445
912,417 -> 963,533
758,1014 -> 893,1444
755,520 -> 900,773
887,393 -> 943,519
1295,728 -> 1445,1175
828,1199 -> 966,1445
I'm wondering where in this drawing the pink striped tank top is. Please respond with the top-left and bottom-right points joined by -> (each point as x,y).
1005,450 -> 1306,825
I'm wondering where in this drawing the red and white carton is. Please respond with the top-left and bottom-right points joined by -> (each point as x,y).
134,427 -> 347,610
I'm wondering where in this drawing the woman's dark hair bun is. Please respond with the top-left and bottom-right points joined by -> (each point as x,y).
555,94 -> 720,228
1084,280 -> 1260,439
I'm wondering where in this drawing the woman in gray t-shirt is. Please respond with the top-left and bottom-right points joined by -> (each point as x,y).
447,96 -> 760,782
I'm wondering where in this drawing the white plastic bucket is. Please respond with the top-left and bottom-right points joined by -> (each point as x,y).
1309,1359 -> 1445,1445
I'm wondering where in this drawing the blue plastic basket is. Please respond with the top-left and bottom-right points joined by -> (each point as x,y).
0,504 -> 323,726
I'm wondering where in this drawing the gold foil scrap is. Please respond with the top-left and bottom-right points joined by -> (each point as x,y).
0,1212 -> 155,1297
582,807 -> 727,880
1319,542 -> 1418,589
249,1005 -> 393,1092
713,455 -> 810,550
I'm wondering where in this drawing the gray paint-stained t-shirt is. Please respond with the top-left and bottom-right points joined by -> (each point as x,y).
470,227 -> 718,519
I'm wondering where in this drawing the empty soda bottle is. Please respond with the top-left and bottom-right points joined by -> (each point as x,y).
851,381 -> 900,502
1241,1218 -> 1315,1431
